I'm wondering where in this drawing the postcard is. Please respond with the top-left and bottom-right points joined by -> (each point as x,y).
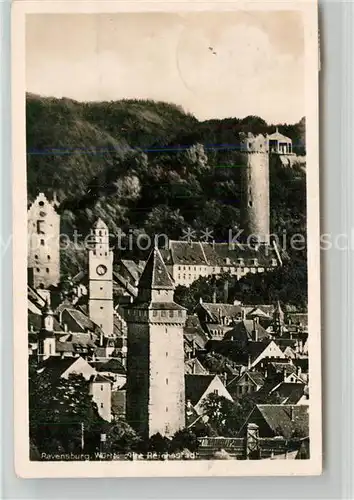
12,0 -> 321,477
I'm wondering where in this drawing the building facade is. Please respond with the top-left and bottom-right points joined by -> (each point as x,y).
88,219 -> 114,337
27,192 -> 60,289
125,247 -> 187,438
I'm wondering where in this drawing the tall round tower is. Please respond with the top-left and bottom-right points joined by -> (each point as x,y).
240,132 -> 270,244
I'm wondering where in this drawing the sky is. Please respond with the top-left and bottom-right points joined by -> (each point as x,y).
26,12 -> 305,124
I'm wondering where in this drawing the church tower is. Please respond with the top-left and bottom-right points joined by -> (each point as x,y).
38,300 -> 56,360
27,192 -> 60,289
88,219 -> 114,337
240,133 -> 270,244
125,247 -> 187,438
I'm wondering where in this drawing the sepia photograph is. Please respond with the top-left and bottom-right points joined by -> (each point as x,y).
12,0 -> 321,477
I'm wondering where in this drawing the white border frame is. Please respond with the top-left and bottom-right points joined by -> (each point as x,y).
11,0 -> 322,478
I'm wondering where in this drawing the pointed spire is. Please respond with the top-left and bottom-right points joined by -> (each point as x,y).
276,300 -> 283,314
138,247 -> 174,290
92,218 -> 108,231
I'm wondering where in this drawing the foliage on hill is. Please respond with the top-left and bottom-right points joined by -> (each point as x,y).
27,94 -> 307,299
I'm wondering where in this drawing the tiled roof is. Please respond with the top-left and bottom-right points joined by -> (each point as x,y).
247,307 -> 272,319
120,260 -> 145,283
93,358 -> 126,375
199,303 -> 242,321
138,247 -> 174,290
267,129 -> 292,142
223,320 -> 270,343
208,339 -> 272,366
255,404 -> 309,439
61,307 -> 104,335
247,371 -> 266,387
270,382 -> 306,404
89,373 -> 112,384
169,241 -> 207,265
185,374 -> 216,406
185,358 -> 209,375
243,305 -> 275,316
184,315 -> 209,348
38,356 -> 83,380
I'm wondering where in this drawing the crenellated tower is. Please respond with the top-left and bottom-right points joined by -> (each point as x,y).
27,192 -> 60,289
240,133 -> 270,244
125,247 -> 187,438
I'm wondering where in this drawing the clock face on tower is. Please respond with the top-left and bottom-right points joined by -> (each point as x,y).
96,264 -> 107,276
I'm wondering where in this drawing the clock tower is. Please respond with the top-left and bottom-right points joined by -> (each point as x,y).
88,218 -> 114,337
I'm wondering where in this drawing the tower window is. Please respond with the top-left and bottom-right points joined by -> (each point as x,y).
101,385 -> 104,391
100,403 -> 104,409
161,310 -> 166,317
166,378 -> 169,385
46,268 -> 49,273
169,310 -> 174,318
39,201 -> 44,207
37,220 -> 45,234
100,306 -> 104,310
153,310 -> 158,317
40,239 -> 45,246
47,255 -> 50,260
166,406 -> 168,412
36,268 -> 40,273
34,254 -> 38,260
248,201 -> 253,207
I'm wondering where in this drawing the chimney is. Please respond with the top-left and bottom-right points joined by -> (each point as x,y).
64,323 -> 68,332
241,308 -> 246,321
191,339 -> 196,358
212,288 -> 217,304
223,372 -> 227,386
223,280 -> 229,304
290,406 -> 294,422
247,355 -> 251,369
297,365 -> 302,377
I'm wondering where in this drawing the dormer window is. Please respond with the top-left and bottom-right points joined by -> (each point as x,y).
252,258 -> 258,266
237,258 -> 244,266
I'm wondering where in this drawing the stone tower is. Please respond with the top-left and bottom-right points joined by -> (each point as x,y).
27,192 -> 60,289
240,133 -> 270,244
125,247 -> 187,438
88,219 -> 114,337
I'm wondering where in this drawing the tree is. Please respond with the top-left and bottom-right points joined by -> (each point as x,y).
201,394 -> 243,437
29,362 -> 103,456
144,433 -> 171,454
170,428 -> 198,453
105,419 -> 142,454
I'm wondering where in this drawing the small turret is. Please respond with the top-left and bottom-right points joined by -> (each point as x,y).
273,300 -> 285,335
